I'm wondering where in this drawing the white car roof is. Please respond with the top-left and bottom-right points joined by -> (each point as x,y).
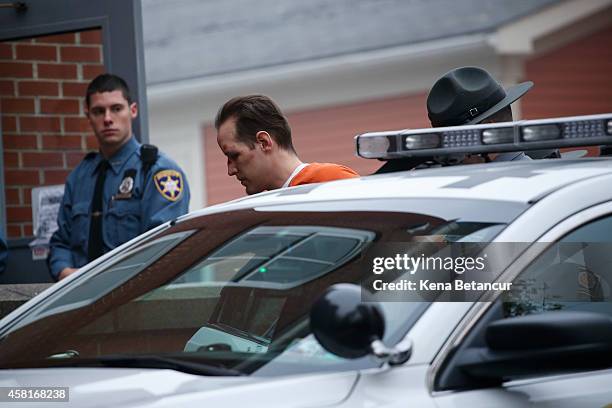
187,158 -> 612,218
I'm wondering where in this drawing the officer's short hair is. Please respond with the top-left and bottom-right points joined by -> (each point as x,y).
215,95 -> 295,152
86,74 -> 132,107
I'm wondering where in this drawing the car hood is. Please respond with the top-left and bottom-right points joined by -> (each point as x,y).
0,367 -> 358,407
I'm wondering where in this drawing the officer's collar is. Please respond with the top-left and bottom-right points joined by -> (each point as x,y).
495,151 -> 528,162
95,136 -> 140,175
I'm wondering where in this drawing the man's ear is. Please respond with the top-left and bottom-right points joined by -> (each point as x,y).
255,131 -> 273,152
130,102 -> 138,119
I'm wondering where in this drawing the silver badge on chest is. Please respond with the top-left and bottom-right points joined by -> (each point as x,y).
119,176 -> 134,194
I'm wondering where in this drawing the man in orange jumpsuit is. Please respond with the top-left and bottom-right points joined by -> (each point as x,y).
216,95 -> 358,195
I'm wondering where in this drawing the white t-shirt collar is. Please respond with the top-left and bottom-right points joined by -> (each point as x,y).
282,163 -> 309,188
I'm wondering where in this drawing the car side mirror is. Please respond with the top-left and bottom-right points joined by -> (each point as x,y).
310,283 -> 412,365
458,311 -> 612,380
486,310 -> 612,351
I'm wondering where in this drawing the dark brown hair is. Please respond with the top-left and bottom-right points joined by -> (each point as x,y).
215,95 -> 294,151
86,73 -> 132,107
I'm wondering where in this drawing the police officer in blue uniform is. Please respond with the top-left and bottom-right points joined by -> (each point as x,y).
49,74 -> 190,281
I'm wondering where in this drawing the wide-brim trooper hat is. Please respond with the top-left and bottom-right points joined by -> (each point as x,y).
427,66 -> 533,127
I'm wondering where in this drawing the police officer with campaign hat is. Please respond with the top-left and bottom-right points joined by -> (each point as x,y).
377,66 -> 557,174
49,74 -> 190,281
427,66 -> 558,161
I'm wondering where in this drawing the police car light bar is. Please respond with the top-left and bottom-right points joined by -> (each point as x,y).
355,113 -> 612,159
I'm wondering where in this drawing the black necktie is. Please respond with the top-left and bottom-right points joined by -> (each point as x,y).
87,160 -> 109,262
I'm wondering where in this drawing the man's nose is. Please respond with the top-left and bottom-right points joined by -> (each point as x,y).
227,160 -> 237,176
103,109 -> 113,124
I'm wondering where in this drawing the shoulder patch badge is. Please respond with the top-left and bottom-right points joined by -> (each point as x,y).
154,170 -> 184,201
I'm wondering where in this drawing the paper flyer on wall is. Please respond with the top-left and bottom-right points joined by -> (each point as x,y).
29,185 -> 64,260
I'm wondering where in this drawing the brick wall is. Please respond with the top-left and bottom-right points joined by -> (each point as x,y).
1,29 -> 104,239
521,23 -> 612,157
521,24 -> 612,119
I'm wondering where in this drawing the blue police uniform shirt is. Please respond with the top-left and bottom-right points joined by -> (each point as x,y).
0,231 -> 7,275
49,136 -> 190,279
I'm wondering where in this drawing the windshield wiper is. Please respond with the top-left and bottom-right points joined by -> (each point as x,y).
44,354 -> 244,377
99,355 -> 244,376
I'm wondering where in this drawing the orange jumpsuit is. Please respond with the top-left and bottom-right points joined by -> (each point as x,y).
288,163 -> 359,187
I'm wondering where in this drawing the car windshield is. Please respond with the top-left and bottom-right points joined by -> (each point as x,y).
0,199 -> 521,377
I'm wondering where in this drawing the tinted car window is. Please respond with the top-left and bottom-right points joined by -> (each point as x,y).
504,214 -> 612,318
176,226 -> 373,287
0,205 -> 510,376
31,231 -> 193,317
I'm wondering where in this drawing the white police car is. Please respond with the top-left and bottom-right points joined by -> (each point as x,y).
0,114 -> 611,407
